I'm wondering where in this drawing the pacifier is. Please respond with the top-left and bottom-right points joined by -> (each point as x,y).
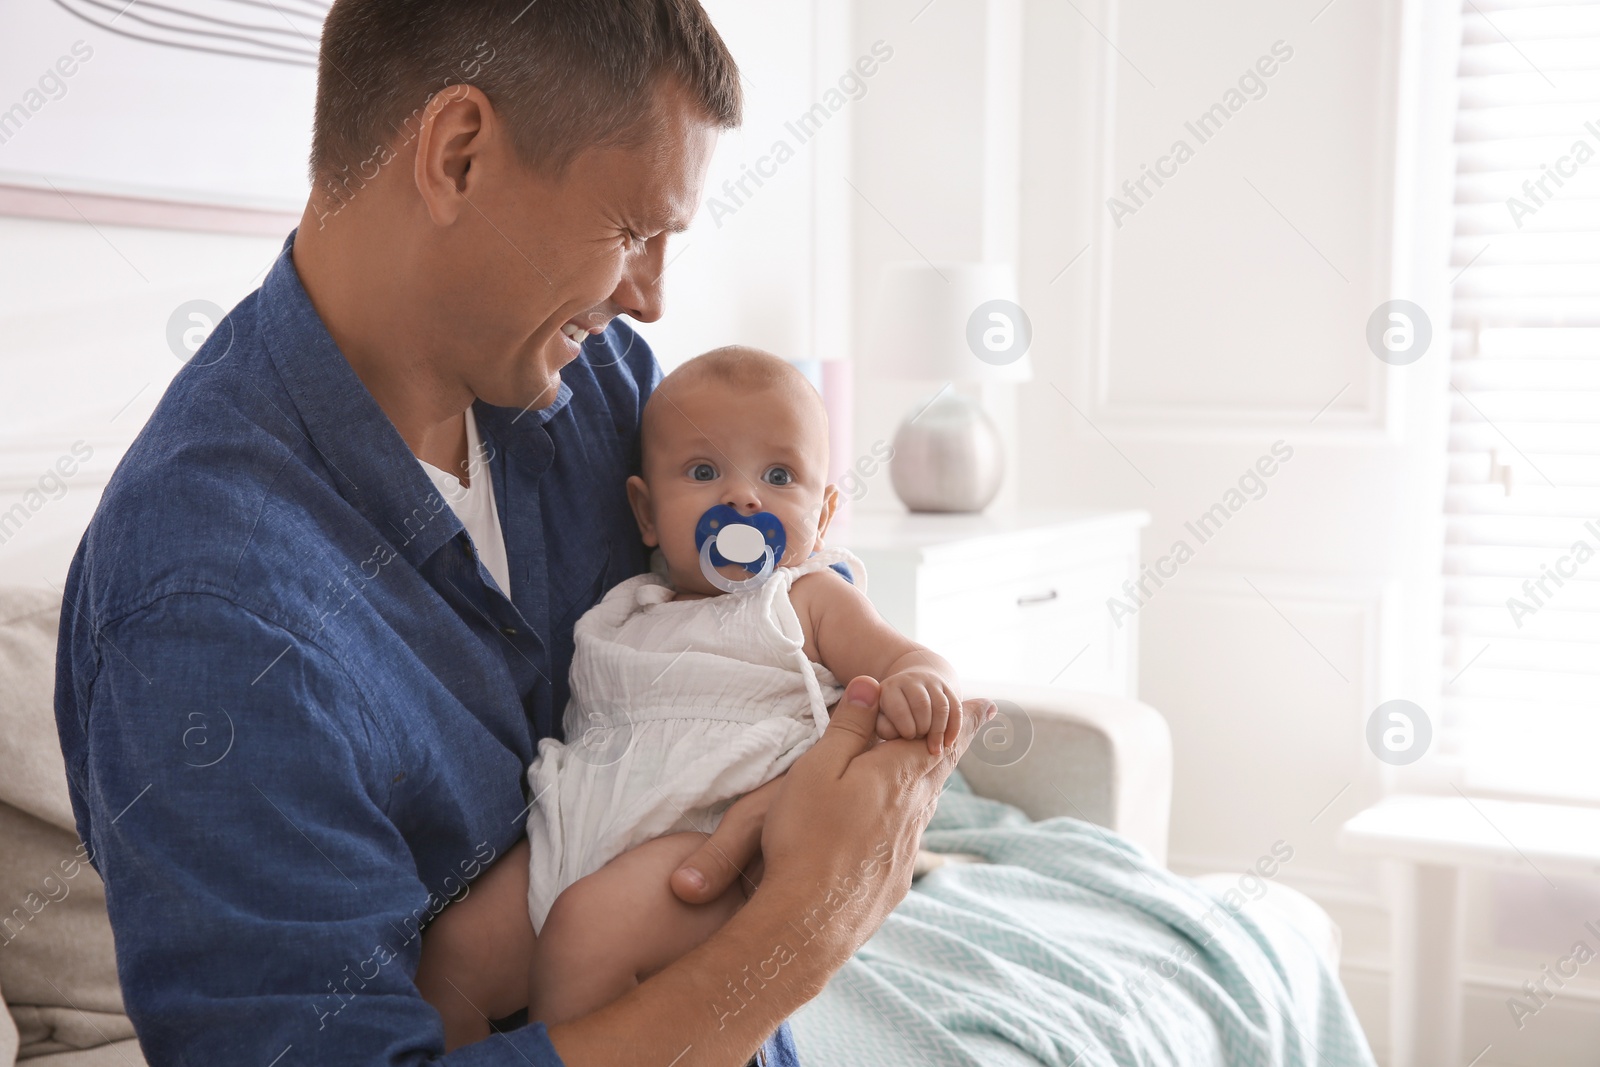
695,504 -> 786,594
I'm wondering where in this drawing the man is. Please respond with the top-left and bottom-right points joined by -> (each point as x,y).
54,1 -> 984,1064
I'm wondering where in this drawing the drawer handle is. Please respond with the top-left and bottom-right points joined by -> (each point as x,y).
1016,589 -> 1059,606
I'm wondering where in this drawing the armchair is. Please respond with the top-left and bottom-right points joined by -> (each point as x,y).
958,680 -> 1172,868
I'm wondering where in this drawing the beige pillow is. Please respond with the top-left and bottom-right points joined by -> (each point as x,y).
0,971 -> 17,1065
0,588 -> 139,1063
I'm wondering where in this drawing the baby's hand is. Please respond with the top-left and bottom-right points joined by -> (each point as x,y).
876,668 -> 964,754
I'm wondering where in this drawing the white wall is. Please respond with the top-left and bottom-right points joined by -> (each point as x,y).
999,0 -> 1600,1062
841,0 -> 1600,1061
0,217 -> 284,586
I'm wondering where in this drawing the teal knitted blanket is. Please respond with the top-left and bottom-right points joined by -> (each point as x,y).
790,776 -> 1377,1067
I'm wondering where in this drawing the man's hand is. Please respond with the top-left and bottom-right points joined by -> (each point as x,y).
755,676 -> 991,961
554,678 -> 992,1065
670,772 -> 782,905
564,675 -> 986,1046
671,679 -> 990,905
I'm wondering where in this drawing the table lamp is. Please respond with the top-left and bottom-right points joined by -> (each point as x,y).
870,261 -> 1033,512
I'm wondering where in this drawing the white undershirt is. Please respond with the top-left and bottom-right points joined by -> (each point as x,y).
418,408 -> 513,600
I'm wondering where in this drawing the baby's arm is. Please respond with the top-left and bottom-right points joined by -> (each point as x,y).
791,569 -> 963,754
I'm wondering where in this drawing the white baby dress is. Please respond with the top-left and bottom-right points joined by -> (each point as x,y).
524,546 -> 863,932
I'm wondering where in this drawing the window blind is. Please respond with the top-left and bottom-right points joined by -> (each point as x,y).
1442,0 -> 1600,801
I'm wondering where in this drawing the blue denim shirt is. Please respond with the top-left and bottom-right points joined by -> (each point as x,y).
54,234 -> 801,1066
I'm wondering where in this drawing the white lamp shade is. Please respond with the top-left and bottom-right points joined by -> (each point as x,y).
868,261 -> 1034,384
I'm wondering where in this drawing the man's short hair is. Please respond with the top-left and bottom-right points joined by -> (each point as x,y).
310,0 -> 742,184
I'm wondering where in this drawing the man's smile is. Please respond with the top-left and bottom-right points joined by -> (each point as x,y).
560,317 -> 610,356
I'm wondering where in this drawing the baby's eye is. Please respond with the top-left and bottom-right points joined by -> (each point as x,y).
689,462 -> 718,482
763,466 -> 794,487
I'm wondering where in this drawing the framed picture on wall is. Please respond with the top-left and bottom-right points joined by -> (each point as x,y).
0,0 -> 325,234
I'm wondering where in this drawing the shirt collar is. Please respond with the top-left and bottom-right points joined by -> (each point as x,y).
258,230 -> 464,568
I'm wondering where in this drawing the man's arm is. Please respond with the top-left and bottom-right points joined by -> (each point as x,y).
66,593 -> 559,1065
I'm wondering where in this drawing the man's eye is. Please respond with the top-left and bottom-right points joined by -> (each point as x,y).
763,466 -> 794,487
690,463 -> 718,482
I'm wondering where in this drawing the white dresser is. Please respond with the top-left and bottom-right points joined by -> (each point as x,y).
841,509 -> 1149,698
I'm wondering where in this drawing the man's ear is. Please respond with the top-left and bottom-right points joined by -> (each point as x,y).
412,84 -> 495,228
626,475 -> 658,546
814,484 -> 841,546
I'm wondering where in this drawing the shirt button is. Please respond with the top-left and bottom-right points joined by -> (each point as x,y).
500,626 -> 518,637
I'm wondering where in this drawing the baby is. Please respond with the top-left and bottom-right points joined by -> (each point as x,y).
415,347 -> 963,1047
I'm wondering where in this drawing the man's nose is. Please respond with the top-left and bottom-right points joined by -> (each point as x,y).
612,235 -> 667,323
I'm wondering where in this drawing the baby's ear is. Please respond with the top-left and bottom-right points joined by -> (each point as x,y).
814,484 -> 842,545
626,475 -> 658,546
